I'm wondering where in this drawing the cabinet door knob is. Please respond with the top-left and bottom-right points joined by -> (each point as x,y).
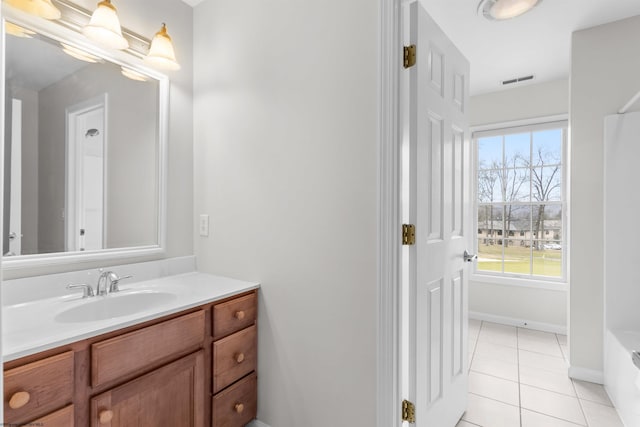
8,391 -> 30,409
235,352 -> 245,363
99,410 -> 114,424
234,403 -> 245,413
234,310 -> 245,320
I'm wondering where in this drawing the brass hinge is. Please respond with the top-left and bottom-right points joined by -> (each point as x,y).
402,399 -> 416,423
402,224 -> 416,245
403,45 -> 416,69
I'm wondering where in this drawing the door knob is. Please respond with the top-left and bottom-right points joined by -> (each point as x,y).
463,250 -> 477,263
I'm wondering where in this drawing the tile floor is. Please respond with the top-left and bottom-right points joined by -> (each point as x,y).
456,320 -> 624,427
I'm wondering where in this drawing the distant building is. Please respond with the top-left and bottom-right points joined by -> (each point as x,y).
477,219 -> 561,248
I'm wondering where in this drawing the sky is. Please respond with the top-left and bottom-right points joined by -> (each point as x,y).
478,128 -> 563,169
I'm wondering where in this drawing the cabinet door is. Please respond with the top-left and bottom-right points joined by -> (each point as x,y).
90,351 -> 204,427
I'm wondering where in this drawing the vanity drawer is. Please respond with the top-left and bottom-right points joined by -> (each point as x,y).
92,310 -> 205,387
213,325 -> 257,393
4,351 -> 74,425
213,292 -> 257,340
212,372 -> 257,427
33,404 -> 75,427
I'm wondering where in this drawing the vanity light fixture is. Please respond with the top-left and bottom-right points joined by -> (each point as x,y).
4,0 -> 61,20
144,23 -> 180,71
61,43 -> 101,63
5,21 -> 36,38
478,0 -> 541,20
82,0 -> 128,50
120,66 -> 148,82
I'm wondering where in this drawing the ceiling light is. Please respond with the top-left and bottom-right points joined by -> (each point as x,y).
478,0 -> 541,21
121,66 -> 148,81
5,22 -> 36,38
144,23 -> 180,71
4,0 -> 61,20
82,0 -> 128,50
61,43 -> 101,63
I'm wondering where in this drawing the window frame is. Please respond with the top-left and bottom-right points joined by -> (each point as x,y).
471,115 -> 568,285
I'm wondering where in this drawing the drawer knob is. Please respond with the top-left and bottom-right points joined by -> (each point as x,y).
99,409 -> 114,424
234,310 -> 246,320
235,403 -> 245,414
8,391 -> 30,409
235,352 -> 245,363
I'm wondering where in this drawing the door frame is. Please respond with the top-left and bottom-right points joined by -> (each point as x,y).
377,0 -> 403,426
65,93 -> 108,252
8,98 -> 21,256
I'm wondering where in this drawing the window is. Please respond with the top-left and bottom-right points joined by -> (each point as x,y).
475,120 -> 566,280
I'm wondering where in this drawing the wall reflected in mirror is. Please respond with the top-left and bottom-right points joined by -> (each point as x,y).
4,21 -> 160,257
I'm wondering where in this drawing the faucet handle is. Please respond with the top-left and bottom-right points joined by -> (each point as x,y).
109,274 -> 133,293
66,283 -> 95,298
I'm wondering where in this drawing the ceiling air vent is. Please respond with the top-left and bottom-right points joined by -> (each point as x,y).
502,75 -> 534,86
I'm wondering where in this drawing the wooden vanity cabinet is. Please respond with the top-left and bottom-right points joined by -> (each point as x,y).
211,292 -> 258,426
3,351 -> 74,425
91,351 -> 205,427
3,289 -> 258,427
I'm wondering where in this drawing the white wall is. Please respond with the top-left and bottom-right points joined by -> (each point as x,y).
469,79 -> 569,329
570,15 -> 640,377
2,0 -> 194,279
193,0 -> 378,425
471,79 -> 569,126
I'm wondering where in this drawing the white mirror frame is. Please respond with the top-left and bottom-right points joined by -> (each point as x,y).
1,6 -> 168,270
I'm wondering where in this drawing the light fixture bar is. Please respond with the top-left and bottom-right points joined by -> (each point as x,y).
50,0 -> 150,58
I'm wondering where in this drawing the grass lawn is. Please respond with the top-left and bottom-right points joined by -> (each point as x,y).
477,243 -> 562,277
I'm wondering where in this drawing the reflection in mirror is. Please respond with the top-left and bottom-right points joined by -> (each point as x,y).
4,20 -> 162,259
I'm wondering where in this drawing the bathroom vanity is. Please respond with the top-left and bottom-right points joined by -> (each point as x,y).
2,271 -> 258,426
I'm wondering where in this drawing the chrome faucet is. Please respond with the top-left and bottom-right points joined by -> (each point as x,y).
66,283 -> 95,298
96,270 -> 133,295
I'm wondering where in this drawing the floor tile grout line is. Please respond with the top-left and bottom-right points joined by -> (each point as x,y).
518,382 -> 578,399
468,391 -> 521,409
522,407 -> 587,427
569,373 -> 590,427
468,368 -> 519,384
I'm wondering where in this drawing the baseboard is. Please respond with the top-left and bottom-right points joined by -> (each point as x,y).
247,420 -> 271,427
569,366 -> 604,384
469,311 -> 567,335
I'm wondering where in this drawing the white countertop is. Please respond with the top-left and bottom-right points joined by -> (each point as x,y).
3,272 -> 259,362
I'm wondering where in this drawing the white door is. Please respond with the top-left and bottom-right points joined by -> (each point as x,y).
403,2 -> 471,426
66,95 -> 106,252
7,98 -> 22,256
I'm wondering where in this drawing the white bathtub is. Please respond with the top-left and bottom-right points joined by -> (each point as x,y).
604,329 -> 640,427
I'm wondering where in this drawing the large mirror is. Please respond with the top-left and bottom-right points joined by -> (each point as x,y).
3,16 -> 167,268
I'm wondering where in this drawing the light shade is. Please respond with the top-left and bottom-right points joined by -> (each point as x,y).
144,23 -> 180,71
4,0 -> 61,20
121,66 -> 148,82
61,43 -> 101,63
478,0 -> 541,20
5,22 -> 36,38
82,0 -> 128,50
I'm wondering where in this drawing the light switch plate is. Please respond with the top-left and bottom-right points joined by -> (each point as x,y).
199,214 -> 209,237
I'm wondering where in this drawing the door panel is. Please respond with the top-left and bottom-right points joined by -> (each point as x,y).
405,2 -> 471,426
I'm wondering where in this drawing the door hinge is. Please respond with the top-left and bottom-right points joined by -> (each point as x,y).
403,45 -> 416,69
402,399 -> 416,423
402,224 -> 416,245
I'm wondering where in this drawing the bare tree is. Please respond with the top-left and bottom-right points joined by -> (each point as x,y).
496,155 -> 528,247
478,164 -> 498,245
528,147 -> 561,250
477,155 -> 528,247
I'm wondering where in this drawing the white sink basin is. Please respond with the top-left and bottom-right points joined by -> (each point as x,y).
54,291 -> 177,323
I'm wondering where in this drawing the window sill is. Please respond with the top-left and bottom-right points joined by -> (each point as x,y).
470,273 -> 568,291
